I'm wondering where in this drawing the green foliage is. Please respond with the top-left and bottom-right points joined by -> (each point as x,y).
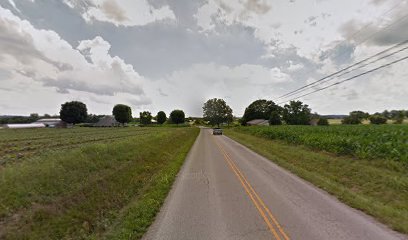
242,99 -> 281,125
60,101 -> 88,124
86,114 -> 104,123
202,98 -> 233,126
282,100 -> 311,125
350,110 -> 369,120
139,111 -> 152,125
169,109 -> 185,125
225,129 -> 408,234
369,114 -> 387,125
317,118 -> 329,126
156,111 -> 167,124
113,104 -> 132,124
232,125 -> 408,162
269,111 -> 282,125
0,127 -> 199,239
390,110 -> 405,124
342,115 -> 362,125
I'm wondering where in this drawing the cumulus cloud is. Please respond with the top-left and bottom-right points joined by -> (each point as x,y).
0,6 -> 149,106
64,0 -> 176,26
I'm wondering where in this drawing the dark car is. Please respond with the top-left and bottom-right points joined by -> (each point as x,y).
213,128 -> 223,135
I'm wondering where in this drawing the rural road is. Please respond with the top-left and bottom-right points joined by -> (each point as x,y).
143,128 -> 406,240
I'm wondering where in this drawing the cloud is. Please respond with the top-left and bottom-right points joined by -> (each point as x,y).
64,0 -> 176,26
0,6 -> 149,102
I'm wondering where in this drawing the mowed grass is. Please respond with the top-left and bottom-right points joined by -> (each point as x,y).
0,127 -> 199,239
224,128 -> 408,234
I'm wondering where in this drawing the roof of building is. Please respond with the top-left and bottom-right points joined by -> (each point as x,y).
4,123 -> 46,129
247,119 -> 269,125
36,118 -> 63,122
94,115 -> 119,127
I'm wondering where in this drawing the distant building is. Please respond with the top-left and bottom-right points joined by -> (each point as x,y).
94,116 -> 119,127
3,123 -> 46,129
246,119 -> 269,126
35,118 -> 68,128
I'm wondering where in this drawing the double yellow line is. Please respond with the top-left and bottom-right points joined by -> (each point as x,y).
213,136 -> 290,240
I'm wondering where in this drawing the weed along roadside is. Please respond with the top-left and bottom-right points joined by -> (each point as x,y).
224,127 -> 408,234
0,127 -> 199,239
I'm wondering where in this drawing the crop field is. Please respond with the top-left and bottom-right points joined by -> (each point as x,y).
231,125 -> 408,162
225,126 -> 408,233
0,127 -> 199,239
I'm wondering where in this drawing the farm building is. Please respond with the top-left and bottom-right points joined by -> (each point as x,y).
34,118 -> 68,128
3,123 -> 46,129
247,119 -> 269,126
94,116 -> 119,127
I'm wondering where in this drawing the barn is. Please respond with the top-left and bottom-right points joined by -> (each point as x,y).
246,119 -> 269,126
3,123 -> 46,129
34,118 -> 68,128
94,116 -> 119,127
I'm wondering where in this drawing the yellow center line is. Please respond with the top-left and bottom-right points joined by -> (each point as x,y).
212,134 -> 291,240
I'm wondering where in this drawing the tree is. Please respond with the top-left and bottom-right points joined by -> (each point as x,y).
282,101 -> 311,125
390,110 -> 405,124
60,101 -> 88,124
169,110 -> 185,125
29,113 -> 39,122
156,111 -> 167,124
202,98 -> 233,127
350,111 -> 369,120
112,104 -> 132,125
242,99 -> 281,125
369,114 -> 387,124
342,115 -> 361,124
139,111 -> 152,125
269,112 -> 282,125
317,118 -> 329,126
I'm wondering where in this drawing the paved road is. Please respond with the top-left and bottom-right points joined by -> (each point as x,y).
143,128 -> 406,240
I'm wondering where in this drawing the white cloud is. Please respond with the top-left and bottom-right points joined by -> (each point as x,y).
0,6 -> 150,115
65,0 -> 176,27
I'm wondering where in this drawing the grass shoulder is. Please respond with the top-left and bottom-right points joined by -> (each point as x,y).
224,129 -> 408,234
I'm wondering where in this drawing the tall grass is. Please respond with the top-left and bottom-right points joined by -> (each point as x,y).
0,127 -> 199,239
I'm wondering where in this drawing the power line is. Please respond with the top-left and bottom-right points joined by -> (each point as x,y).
276,39 -> 408,100
277,54 -> 408,105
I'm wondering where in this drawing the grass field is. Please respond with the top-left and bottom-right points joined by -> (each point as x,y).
230,125 -> 408,162
225,126 -> 408,233
0,127 -> 199,239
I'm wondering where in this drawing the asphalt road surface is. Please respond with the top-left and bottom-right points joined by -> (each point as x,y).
143,128 -> 406,240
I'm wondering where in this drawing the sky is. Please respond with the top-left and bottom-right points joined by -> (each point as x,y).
0,0 -> 407,117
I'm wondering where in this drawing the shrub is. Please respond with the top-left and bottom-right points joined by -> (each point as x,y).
369,115 -> 387,124
317,118 -> 329,125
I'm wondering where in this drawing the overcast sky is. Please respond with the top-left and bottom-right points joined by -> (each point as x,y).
0,0 -> 407,117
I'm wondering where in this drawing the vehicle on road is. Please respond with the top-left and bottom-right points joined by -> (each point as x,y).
213,128 -> 223,135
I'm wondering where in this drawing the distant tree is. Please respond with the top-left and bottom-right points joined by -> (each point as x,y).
29,113 -> 39,121
139,111 -> 152,125
169,109 -> 185,125
43,114 -> 51,118
390,110 -> 405,124
112,104 -> 132,125
242,99 -> 281,125
202,98 -> 233,127
369,114 -> 387,124
60,101 -> 88,124
86,114 -> 103,123
350,111 -> 369,120
282,101 -> 311,125
156,111 -> 167,124
382,110 -> 391,119
269,111 -> 282,125
342,115 -> 362,125
317,118 -> 329,126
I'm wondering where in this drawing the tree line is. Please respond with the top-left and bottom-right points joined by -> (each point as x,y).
57,101 -> 187,126
202,98 -> 407,126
